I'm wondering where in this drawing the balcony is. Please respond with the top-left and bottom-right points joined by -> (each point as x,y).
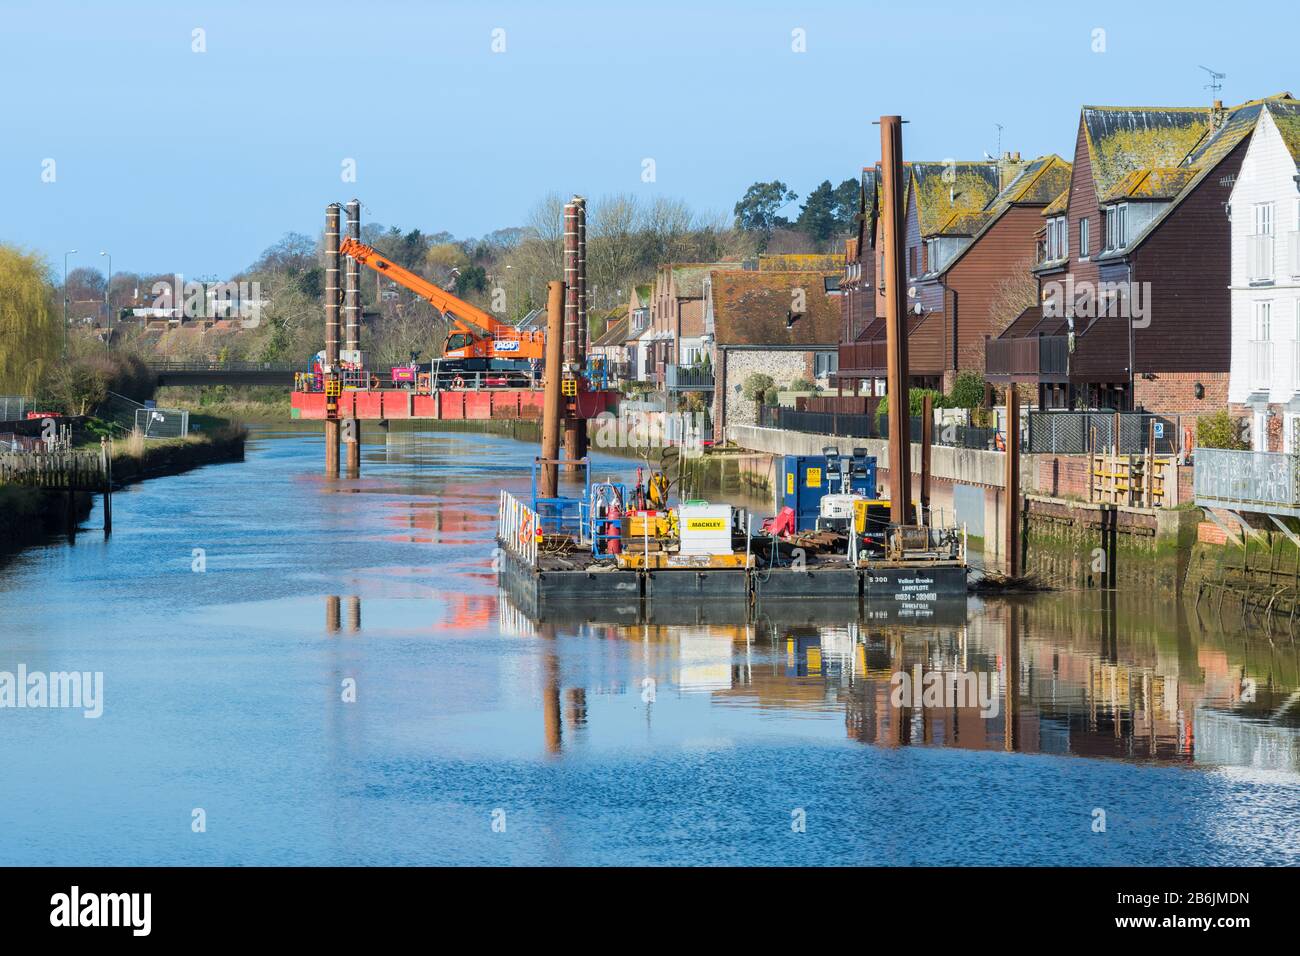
838,340 -> 889,376
1248,234 -> 1275,283
1250,339 -> 1273,391
985,334 -> 1069,382
663,363 -> 714,391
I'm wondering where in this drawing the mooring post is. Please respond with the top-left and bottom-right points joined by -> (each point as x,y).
1004,386 -> 1021,577
101,437 -> 112,537
324,202 -> 342,478
920,393 -> 933,526
880,115 -> 911,527
539,280 -> 566,498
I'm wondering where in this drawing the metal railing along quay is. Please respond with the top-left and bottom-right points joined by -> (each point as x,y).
757,405 -> 998,450
497,491 -> 539,568
1193,447 -> 1300,518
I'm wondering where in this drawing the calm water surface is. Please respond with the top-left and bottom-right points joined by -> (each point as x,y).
1,425 -> 1298,866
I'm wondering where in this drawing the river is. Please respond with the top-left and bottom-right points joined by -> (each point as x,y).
1,424 -> 1298,865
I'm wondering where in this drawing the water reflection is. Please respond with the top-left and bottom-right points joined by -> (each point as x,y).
502,589 -> 1300,774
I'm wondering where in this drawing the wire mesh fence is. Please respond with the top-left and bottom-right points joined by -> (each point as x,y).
134,407 -> 190,439
0,395 -> 26,421
1026,411 -> 1184,455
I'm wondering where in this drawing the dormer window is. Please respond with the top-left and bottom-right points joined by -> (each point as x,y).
1105,204 -> 1128,250
1045,215 -> 1068,260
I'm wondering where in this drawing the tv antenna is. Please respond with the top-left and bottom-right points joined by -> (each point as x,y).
995,123 -> 1004,159
1199,65 -> 1225,97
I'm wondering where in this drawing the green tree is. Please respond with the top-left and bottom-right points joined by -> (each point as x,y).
796,180 -> 839,243
0,245 -> 60,396
734,181 -> 797,234
831,177 -> 859,233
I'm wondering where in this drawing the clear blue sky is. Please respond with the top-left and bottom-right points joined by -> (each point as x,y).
2,0 -> 1293,278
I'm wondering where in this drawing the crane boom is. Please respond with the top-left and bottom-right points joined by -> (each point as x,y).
340,236 -> 501,337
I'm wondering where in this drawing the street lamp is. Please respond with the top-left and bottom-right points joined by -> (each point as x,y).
99,251 -> 112,326
63,249 -> 77,356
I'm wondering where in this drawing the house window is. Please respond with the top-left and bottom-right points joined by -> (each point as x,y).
908,247 -> 917,278
1104,205 -> 1128,249
1255,300 -> 1272,340
814,352 -> 838,378
1255,202 -> 1275,236
1079,217 -> 1089,257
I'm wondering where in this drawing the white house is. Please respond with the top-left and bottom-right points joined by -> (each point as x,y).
1227,99 -> 1300,450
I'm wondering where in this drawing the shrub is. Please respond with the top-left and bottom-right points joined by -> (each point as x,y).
1197,410 -> 1249,450
948,371 -> 986,410
742,373 -> 775,402
787,377 -> 817,393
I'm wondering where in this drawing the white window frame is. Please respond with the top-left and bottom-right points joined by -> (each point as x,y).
1255,201 -> 1275,236
1256,300 -> 1273,341
1079,217 -> 1089,258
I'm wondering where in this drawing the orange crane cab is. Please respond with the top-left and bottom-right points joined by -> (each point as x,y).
339,237 -> 545,371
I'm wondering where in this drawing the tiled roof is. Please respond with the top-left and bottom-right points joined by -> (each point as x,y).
709,270 -> 840,346
997,155 -> 1072,206
592,313 -> 630,347
910,161 -> 1001,237
1095,93 -> 1300,256
1266,99 -> 1300,163
667,262 -> 736,298
1101,166 -> 1198,202
1080,106 -> 1212,199
1042,187 -> 1070,217
758,253 -> 844,271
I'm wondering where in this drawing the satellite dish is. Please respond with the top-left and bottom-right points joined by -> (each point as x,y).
912,303 -> 923,316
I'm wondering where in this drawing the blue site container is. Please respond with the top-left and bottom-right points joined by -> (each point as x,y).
780,453 -> 878,531
780,455 -> 827,531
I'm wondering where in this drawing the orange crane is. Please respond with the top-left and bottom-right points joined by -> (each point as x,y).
339,237 -> 545,370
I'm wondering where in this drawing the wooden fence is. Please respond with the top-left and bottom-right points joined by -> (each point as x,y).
0,448 -> 109,492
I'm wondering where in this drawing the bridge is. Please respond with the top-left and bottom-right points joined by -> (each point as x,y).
147,360 -> 298,387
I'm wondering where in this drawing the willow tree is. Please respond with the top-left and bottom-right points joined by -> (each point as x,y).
0,245 -> 59,396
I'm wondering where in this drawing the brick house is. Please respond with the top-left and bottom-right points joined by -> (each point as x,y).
643,262 -> 738,386
988,98 -> 1287,415
706,269 -> 840,438
837,158 -> 1027,394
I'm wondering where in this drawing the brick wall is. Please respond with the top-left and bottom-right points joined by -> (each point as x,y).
1132,371 -> 1228,416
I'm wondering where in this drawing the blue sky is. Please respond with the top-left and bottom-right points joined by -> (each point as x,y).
1,0 -> 1293,277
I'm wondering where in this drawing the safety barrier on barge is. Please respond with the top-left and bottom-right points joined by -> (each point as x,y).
290,388 -> 616,421
495,491 -> 968,623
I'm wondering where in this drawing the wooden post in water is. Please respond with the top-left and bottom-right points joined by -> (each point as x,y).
880,115 -> 911,527
1004,386 -> 1020,577
539,280 -> 566,498
101,437 -> 112,537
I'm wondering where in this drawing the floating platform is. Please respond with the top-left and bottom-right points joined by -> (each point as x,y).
497,547 -> 967,624
291,389 -> 616,421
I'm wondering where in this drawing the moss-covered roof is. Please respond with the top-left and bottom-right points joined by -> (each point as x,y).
1101,166 -> 1199,202
1042,187 -> 1070,217
709,270 -> 840,346
909,161 -> 1002,237
757,253 -> 844,271
928,156 -> 1071,239
1081,106 -> 1212,199
1266,100 -> 1300,162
